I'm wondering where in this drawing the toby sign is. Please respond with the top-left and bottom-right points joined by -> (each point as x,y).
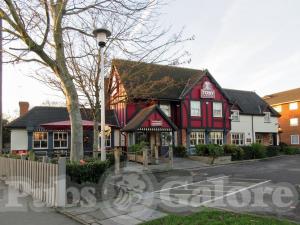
201,81 -> 215,99
151,120 -> 163,127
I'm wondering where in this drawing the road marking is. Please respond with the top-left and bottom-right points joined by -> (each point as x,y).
152,176 -> 229,193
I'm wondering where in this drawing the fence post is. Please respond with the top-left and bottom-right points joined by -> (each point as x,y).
56,157 -> 66,207
42,156 -> 48,163
114,148 -> 120,175
154,145 -> 159,165
169,146 -> 173,169
143,148 -> 148,170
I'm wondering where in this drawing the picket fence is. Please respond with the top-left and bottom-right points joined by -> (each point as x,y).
0,157 -> 66,207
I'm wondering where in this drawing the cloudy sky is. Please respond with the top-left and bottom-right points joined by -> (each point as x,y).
3,0 -> 300,117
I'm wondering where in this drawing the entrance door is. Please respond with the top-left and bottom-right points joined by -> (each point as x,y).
160,132 -> 172,157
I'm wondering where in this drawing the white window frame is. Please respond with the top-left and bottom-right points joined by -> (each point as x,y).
190,101 -> 201,117
289,102 -> 298,110
231,133 -> 245,146
255,133 -> 263,144
264,112 -> 271,123
231,110 -> 240,122
273,105 -> 282,113
291,135 -> 299,145
53,132 -> 68,149
290,118 -> 299,127
209,132 -> 223,145
159,103 -> 171,117
33,132 -> 48,149
190,131 -> 205,146
213,102 -> 223,118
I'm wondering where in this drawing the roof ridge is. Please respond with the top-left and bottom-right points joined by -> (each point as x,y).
264,87 -> 300,97
224,88 -> 256,93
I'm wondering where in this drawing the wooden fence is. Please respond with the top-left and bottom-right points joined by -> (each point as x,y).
0,157 -> 66,207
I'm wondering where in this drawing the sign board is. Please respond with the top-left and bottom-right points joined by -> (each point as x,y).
201,81 -> 215,99
151,120 -> 163,127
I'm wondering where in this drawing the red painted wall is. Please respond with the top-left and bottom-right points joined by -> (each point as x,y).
141,112 -> 172,128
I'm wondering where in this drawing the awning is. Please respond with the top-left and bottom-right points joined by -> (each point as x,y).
41,120 -> 112,131
122,105 -> 178,132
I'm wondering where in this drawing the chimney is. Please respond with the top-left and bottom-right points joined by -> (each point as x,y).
19,102 -> 29,117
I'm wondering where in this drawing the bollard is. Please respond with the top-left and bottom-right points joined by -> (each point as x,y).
57,157 -> 66,207
169,146 -> 173,169
155,145 -> 159,165
114,148 -> 120,175
143,148 -> 148,170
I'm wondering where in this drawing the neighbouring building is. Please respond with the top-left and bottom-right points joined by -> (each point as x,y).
7,102 -> 119,156
225,89 -> 280,146
107,59 -> 279,154
264,88 -> 300,146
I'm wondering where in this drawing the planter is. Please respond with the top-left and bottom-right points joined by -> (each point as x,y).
127,153 -> 144,164
189,155 -> 232,165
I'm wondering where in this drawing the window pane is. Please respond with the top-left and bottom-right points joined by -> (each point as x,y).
213,102 -> 222,118
289,102 -> 298,110
54,141 -> 60,148
291,135 -> 299,145
61,141 -> 68,148
191,101 -> 201,117
33,141 -> 40,148
41,141 -> 47,148
54,133 -> 58,139
290,118 -> 299,126
160,104 -> 171,117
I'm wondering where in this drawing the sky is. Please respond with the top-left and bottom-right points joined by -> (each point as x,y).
3,0 -> 300,118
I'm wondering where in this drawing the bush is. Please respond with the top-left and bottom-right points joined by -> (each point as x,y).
251,143 -> 266,159
266,146 -> 280,157
173,145 -> 187,157
195,144 -> 209,156
283,147 -> 300,155
224,144 -> 244,161
207,144 -> 224,164
106,151 -> 127,167
128,141 -> 148,155
66,160 -> 109,184
279,142 -> 288,152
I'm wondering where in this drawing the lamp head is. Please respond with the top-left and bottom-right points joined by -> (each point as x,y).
93,28 -> 111,48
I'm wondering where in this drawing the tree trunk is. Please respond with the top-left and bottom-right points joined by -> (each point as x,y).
93,119 -> 99,158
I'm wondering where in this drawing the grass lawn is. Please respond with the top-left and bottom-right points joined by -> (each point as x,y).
141,209 -> 297,225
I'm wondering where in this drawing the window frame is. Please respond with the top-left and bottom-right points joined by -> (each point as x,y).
264,112 -> 271,123
231,110 -> 240,122
190,101 -> 201,117
190,131 -> 205,146
255,133 -> 263,144
159,103 -> 171,117
289,102 -> 298,111
213,102 -> 223,118
53,132 -> 68,149
209,132 -> 224,145
291,135 -> 300,145
32,132 -> 48,149
290,118 -> 299,127
231,133 -> 245,146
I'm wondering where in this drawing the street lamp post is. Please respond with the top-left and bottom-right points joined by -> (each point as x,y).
93,28 -> 111,161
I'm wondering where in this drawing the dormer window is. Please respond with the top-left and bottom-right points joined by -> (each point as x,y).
264,112 -> 271,123
160,103 -> 171,117
231,110 -> 240,122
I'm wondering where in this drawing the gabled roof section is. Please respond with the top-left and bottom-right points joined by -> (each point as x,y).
112,59 -> 206,100
263,88 -> 300,105
122,105 -> 178,132
7,107 -> 119,129
224,89 -> 280,117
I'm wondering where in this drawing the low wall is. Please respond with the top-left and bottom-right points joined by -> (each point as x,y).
189,155 -> 232,165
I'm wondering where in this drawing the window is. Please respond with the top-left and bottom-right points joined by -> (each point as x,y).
255,133 -> 263,144
53,132 -> 68,149
213,102 -> 223,118
291,135 -> 299,145
160,103 -> 171,117
289,102 -> 298,110
191,101 -> 201,117
190,131 -> 205,146
231,110 -> 240,122
33,132 -> 48,149
105,133 -> 111,147
290,118 -> 299,126
209,132 -> 223,145
264,112 -> 271,123
273,105 -> 282,113
231,133 -> 245,146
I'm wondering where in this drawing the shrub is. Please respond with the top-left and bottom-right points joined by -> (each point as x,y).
240,146 -> 253,160
283,147 -> 300,155
207,144 -> 224,164
66,160 -> 109,184
251,143 -> 266,159
128,141 -> 148,155
106,151 -> 127,167
266,146 -> 280,157
279,142 -> 288,152
195,144 -> 209,156
173,145 -> 187,157
224,144 -> 245,161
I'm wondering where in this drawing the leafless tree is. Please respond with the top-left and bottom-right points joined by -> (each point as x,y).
0,0 -> 192,158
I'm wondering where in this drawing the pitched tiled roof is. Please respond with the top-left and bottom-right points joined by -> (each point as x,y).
122,105 -> 178,132
224,89 -> 280,117
112,59 -> 206,100
263,88 -> 300,105
7,107 -> 119,129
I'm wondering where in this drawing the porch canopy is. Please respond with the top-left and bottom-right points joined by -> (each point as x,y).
41,120 -> 112,130
122,105 -> 178,132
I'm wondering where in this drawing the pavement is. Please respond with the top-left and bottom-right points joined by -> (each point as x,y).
62,155 -> 300,225
0,181 -> 81,225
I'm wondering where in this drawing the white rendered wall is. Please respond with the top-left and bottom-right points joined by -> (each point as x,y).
11,129 -> 28,151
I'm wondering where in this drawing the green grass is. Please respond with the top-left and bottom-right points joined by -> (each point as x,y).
141,209 -> 297,225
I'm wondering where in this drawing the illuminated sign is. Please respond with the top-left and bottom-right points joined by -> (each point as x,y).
201,81 -> 215,99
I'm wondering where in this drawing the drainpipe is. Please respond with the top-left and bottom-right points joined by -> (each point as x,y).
252,115 -> 255,144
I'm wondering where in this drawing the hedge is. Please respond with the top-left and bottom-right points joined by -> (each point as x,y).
173,145 -> 187,157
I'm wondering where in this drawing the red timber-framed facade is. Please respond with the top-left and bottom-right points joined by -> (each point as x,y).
107,59 -> 232,154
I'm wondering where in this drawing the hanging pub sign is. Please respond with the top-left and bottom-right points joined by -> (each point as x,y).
201,81 -> 215,99
151,120 -> 163,127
